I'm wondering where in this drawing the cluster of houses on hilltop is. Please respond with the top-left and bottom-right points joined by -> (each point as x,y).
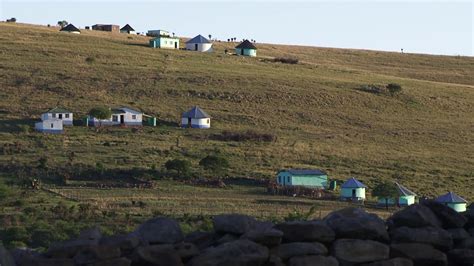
59,23 -> 258,57
276,169 -> 469,212
34,106 -> 211,133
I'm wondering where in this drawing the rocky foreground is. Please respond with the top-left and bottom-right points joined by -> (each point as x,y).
1,201 -> 474,266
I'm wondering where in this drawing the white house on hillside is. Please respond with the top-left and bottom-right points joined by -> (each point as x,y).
186,35 -> 213,52
41,107 -> 73,126
88,107 -> 143,127
181,106 -> 211,129
35,119 -> 63,134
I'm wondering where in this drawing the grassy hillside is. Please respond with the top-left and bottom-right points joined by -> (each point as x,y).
0,22 -> 473,202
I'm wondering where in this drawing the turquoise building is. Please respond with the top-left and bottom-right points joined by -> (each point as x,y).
435,192 -> 468,212
377,182 -> 417,206
340,177 -> 367,201
149,31 -> 180,49
235,40 -> 257,57
276,169 -> 328,188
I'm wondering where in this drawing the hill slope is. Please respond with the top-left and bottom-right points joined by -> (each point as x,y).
0,22 -> 473,200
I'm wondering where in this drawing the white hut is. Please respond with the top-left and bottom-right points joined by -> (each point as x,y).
186,35 -> 213,52
120,24 -> 135,34
60,24 -> 81,34
35,119 -> 63,134
88,107 -> 143,127
41,107 -> 73,126
181,106 -> 211,129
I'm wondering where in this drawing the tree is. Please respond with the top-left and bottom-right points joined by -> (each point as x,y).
165,159 -> 191,177
88,107 -> 112,128
199,155 -> 229,173
57,20 -> 68,29
208,34 -> 212,40
372,181 -> 399,210
387,83 -> 402,96
6,18 -> 17,23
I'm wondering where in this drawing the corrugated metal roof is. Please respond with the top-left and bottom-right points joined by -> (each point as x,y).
281,169 -> 327,176
182,106 -> 210,119
186,34 -> 211,44
435,192 -> 467,203
395,182 -> 417,196
341,177 -> 367,188
235,40 -> 257,50
60,24 -> 80,32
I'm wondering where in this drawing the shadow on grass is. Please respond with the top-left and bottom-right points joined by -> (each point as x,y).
0,119 -> 35,133
157,119 -> 179,127
123,42 -> 149,48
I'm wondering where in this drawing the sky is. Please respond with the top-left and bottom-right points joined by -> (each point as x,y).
1,1 -> 473,56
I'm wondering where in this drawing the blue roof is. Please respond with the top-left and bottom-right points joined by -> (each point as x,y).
186,34 -> 211,44
341,177 -> 367,188
182,106 -> 210,119
435,192 -> 467,203
281,169 -> 327,176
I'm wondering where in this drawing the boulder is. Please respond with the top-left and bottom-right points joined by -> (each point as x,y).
456,237 -> 474,249
99,233 -> 140,254
275,220 -> 335,243
188,239 -> 269,266
10,248 -> 40,266
389,226 -> 453,250
216,233 -> 240,245
469,227 -> 474,237
324,208 -> 389,241
73,245 -> 121,265
135,217 -> 183,244
78,226 -> 102,241
288,255 -> 339,266
465,207 -> 474,227
131,244 -> 183,266
174,242 -> 199,261
332,239 -> 389,264
87,257 -> 131,266
447,249 -> 474,266
241,228 -> 283,246
184,231 -> 217,250
267,255 -> 285,266
388,204 -> 442,228
422,201 -> 467,228
447,228 -> 470,242
390,243 -> 447,266
213,214 -> 258,235
360,257 -> 413,266
0,243 -> 15,266
46,238 -> 98,258
272,242 -> 328,260
19,257 -> 75,266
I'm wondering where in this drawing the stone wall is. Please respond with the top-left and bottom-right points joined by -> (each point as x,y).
1,201 -> 473,266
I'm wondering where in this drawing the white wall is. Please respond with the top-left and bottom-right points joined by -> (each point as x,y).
41,112 -> 73,125
35,119 -> 63,131
185,43 -> 213,52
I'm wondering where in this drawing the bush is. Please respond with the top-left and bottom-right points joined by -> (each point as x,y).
357,84 -> 384,94
387,83 -> 402,95
273,57 -> 299,64
210,130 -> 276,142
85,57 -> 96,63
165,159 -> 192,177
199,155 -> 230,172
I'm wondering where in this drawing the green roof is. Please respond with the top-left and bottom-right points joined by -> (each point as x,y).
46,107 -> 72,114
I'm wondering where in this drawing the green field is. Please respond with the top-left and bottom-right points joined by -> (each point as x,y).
0,22 -> 473,249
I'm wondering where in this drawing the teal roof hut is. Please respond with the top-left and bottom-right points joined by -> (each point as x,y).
235,40 -> 257,57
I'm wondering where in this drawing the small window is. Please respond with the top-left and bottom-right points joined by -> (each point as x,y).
112,115 -> 118,122
52,113 -> 56,118
65,114 -> 70,118
278,176 -> 281,183
132,115 -> 137,120
287,176 -> 290,183
50,123 -> 54,128
207,119 -> 210,124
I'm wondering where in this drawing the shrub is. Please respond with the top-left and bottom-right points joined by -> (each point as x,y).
85,57 -> 96,64
210,130 -> 276,142
273,57 -> 299,64
387,83 -> 402,95
165,159 -> 191,177
357,84 -> 384,94
199,155 -> 230,172
18,124 -> 30,134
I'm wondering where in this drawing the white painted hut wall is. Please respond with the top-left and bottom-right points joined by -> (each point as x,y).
186,43 -> 213,52
41,113 -> 73,125
192,118 -> 211,127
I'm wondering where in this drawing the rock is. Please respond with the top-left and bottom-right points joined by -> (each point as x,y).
241,228 -> 283,246
174,242 -> 199,261
216,233 -> 239,245
288,255 -> 339,266
275,220 -> 335,243
469,227 -> 474,237
360,258 -> 414,266
99,233 -> 140,254
273,242 -> 328,260
184,231 -> 217,250
447,249 -> 474,266
267,255 -> 285,266
389,226 -> 453,250
0,243 -> 16,266
46,238 -> 98,258
78,226 -> 102,241
131,244 -> 183,266
20,257 -> 75,266
213,214 -> 257,235
456,237 -> 474,249
422,201 -> 467,228
188,239 -> 269,266
10,248 -> 40,266
447,228 -> 470,242
135,217 -> 183,244
73,245 -> 121,265
332,239 -> 389,264
388,204 -> 442,228
88,257 -> 131,266
324,208 -> 389,241
390,243 -> 447,266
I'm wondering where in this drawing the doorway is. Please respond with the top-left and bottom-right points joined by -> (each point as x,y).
352,189 -> 356,198
58,114 -> 63,119
195,43 -> 198,51
187,118 -> 192,127
120,115 -> 125,124
175,42 -> 178,49
241,49 -> 244,55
